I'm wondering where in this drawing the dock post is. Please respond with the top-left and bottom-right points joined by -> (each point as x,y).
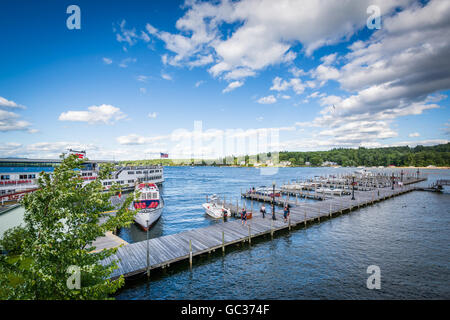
296,193 -> 298,205
248,225 -> 251,245
146,220 -> 150,278
271,220 -> 274,239
329,202 -> 332,218
304,209 -> 307,227
189,239 -> 193,269
222,231 -> 225,254
288,216 -> 291,231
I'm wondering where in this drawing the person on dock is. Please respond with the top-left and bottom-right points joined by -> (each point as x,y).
241,208 -> 247,225
283,205 -> 290,223
260,204 -> 266,219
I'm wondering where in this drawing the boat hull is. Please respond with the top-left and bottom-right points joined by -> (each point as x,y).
202,203 -> 230,219
132,198 -> 164,231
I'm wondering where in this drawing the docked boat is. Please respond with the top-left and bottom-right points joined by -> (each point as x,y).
131,183 -> 164,231
253,186 -> 281,197
202,195 -> 230,219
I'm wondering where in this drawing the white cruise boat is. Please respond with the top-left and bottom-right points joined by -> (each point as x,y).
202,195 -> 230,219
0,150 -> 164,203
131,183 -> 164,231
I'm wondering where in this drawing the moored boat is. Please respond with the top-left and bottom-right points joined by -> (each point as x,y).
131,183 -> 164,231
202,194 -> 230,219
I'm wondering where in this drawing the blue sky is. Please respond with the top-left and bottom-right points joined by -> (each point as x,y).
0,0 -> 449,160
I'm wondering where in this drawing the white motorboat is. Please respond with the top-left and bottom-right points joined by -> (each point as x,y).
202,195 -> 230,219
131,183 -> 164,231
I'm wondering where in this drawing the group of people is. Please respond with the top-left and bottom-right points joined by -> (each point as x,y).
240,203 -> 290,225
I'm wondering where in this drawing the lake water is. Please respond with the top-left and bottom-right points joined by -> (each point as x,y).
2,166 -> 449,299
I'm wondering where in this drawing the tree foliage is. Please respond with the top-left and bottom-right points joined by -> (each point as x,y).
279,143 -> 450,167
0,154 -> 135,300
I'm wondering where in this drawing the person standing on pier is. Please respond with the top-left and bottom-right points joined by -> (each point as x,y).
283,205 -> 290,223
241,208 -> 247,225
260,204 -> 266,219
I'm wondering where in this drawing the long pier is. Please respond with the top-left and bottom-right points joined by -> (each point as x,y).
102,178 -> 425,280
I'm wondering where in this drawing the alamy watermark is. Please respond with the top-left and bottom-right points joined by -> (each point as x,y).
158,120 -> 282,175
366,265 -> 381,290
66,265 -> 81,290
367,5 -> 381,30
66,5 -> 81,30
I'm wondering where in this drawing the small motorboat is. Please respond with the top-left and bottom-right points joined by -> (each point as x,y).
202,195 -> 230,219
254,186 -> 281,197
130,183 -> 164,231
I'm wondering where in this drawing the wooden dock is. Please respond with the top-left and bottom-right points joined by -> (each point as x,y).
102,182 -> 422,280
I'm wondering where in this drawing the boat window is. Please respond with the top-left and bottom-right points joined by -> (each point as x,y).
128,171 -> 135,174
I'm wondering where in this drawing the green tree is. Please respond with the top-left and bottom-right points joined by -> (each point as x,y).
0,154 -> 135,300
309,155 -> 323,166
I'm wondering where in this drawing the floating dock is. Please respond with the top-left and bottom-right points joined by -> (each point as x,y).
102,175 -> 426,280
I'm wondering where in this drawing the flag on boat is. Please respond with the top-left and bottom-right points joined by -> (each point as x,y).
160,153 -> 168,158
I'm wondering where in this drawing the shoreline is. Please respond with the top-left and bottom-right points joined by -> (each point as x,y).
152,164 -> 450,169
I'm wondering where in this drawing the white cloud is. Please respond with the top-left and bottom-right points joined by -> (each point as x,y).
116,134 -> 167,145
270,77 -> 290,91
222,80 -> 243,93
223,68 -> 256,81
148,112 -> 157,118
187,54 -> 214,67
118,57 -> 136,68
320,53 -> 337,65
408,132 -> 420,137
161,73 -> 172,81
137,75 -> 148,82
0,141 -> 102,159
195,80 -> 205,87
102,57 -> 113,65
289,66 -> 307,77
294,0 -> 450,150
443,122 -> 450,135
58,104 -> 126,124
270,77 -> 305,95
114,20 -> 139,46
310,64 -> 340,84
140,0 -> 410,82
0,96 -> 24,109
0,97 -> 35,132
140,88 -> 147,94
257,95 -> 276,104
